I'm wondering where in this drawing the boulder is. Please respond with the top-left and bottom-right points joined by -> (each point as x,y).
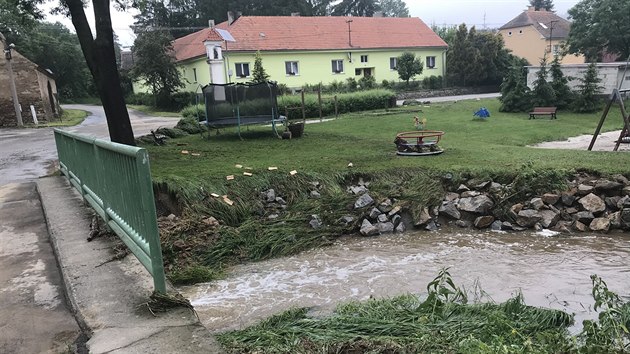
491,220 -> 503,231
552,220 -> 572,233
167,214 -> 177,221
368,207 -> 382,219
377,199 -> 394,213
595,180 -> 623,194
424,220 -> 439,231
509,203 -> 523,219
354,194 -> 374,209
439,201 -> 461,220
474,215 -> 494,229
377,214 -> 389,223
589,217 -> 610,232
541,193 -> 560,205
574,211 -> 595,224
202,216 -> 219,226
444,192 -> 460,202
461,190 -> 481,198
310,190 -> 321,199
377,222 -> 395,233
565,207 -> 579,215
388,205 -> 402,217
391,214 -> 401,227
309,181 -> 321,188
530,197 -> 545,210
395,222 -> 406,233
578,193 -> 606,214
455,220 -> 471,228
516,209 -> 542,227
577,184 -> 594,196
265,189 -> 276,202
275,197 -> 287,205
605,196 -> 621,211
561,193 -> 576,206
573,220 -> 588,232
309,214 -> 323,229
360,219 -> 379,236
489,182 -> 503,193
539,209 -> 560,228
622,186 -> 630,197
621,208 -> 630,230
456,184 -> 470,193
607,211 -> 621,230
357,177 -> 369,187
617,196 -> 630,209
338,215 -> 355,225
350,185 -> 369,195
458,195 -> 494,214
614,174 -> 629,185
474,181 -> 491,190
414,207 -> 432,227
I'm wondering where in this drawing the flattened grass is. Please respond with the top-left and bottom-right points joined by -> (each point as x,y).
145,98 -> 628,183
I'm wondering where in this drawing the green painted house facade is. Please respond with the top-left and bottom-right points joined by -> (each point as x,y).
165,15 -> 448,92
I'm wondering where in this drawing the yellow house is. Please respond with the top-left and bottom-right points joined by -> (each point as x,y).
170,15 -> 448,92
498,7 -> 584,66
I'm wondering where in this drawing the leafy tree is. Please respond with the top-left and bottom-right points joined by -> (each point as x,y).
572,62 -> 602,113
529,0 -> 554,11
549,55 -> 573,109
131,30 -> 184,108
379,0 -> 409,17
431,24 -> 457,45
250,51 -> 270,84
396,52 -> 423,84
331,0 -> 380,16
567,0 -> 630,61
0,0 -> 41,36
530,55 -> 556,107
499,64 -> 531,112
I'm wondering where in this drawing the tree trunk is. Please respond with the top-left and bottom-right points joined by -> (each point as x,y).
64,0 -> 135,145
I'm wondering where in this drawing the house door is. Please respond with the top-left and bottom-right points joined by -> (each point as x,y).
363,68 -> 372,77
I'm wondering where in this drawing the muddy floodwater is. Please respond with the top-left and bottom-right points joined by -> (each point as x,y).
180,229 -> 630,333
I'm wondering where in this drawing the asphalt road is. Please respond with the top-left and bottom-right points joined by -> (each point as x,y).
0,105 -> 178,186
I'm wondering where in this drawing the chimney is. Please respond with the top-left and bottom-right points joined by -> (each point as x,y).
227,11 -> 235,25
291,12 -> 300,16
527,6 -> 536,11
208,19 -> 215,28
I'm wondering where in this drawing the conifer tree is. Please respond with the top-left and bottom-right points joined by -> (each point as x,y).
572,62 -> 603,113
530,55 -> 556,107
549,56 -> 573,109
499,65 -> 531,112
251,51 -> 270,84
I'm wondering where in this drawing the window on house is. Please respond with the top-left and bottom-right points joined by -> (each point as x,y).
355,68 -> 362,76
626,76 -> 630,81
331,60 -> 344,74
426,56 -> 436,69
193,68 -> 198,82
285,61 -> 299,75
389,57 -> 397,70
235,63 -> 250,78
361,55 -> 368,63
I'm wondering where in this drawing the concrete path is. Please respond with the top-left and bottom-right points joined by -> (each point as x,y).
0,182 -> 81,353
38,177 -> 221,353
0,105 -> 178,185
396,92 -> 501,106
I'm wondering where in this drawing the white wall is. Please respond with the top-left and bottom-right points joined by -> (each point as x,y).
527,62 -> 630,93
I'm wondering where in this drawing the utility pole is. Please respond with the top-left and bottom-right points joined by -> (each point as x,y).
3,39 -> 23,127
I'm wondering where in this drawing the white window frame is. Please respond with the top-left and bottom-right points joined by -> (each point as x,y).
285,61 -> 299,76
389,57 -> 397,70
426,56 -> 436,69
235,63 -> 250,78
331,59 -> 344,74
360,55 -> 368,63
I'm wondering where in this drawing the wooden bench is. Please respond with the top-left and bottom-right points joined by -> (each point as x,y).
529,107 -> 557,120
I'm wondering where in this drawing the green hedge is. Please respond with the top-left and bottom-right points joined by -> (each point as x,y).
278,89 -> 396,119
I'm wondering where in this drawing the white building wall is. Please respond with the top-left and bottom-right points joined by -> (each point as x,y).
526,62 -> 630,93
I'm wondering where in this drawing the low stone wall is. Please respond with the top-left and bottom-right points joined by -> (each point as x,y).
396,86 -> 499,101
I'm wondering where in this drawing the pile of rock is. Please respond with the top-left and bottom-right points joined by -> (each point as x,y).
260,188 -> 287,220
348,174 -> 630,236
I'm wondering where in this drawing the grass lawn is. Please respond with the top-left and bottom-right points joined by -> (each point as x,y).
36,109 -> 88,127
145,98 -> 628,181
127,104 -> 182,117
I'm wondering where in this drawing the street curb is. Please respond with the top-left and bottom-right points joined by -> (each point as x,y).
37,176 -> 222,353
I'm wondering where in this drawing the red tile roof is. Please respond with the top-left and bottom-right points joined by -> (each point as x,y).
173,16 -> 447,62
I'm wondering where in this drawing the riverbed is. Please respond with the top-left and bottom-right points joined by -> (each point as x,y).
180,229 -> 630,333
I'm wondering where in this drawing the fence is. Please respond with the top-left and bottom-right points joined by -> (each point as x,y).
54,129 -> 167,294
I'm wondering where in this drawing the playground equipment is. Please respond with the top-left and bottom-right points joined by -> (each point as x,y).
394,131 -> 445,156
202,82 -> 285,139
589,55 -> 630,151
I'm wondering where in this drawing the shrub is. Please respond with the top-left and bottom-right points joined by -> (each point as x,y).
175,116 -> 205,134
358,75 -> 376,90
278,89 -> 395,119
180,104 -> 205,121
126,92 -> 155,106
422,75 -> 443,89
345,78 -> 358,92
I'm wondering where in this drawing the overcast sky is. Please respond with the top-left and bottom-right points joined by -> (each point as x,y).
45,0 -> 582,48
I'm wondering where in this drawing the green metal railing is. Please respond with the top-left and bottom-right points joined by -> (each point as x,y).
54,129 -> 167,294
